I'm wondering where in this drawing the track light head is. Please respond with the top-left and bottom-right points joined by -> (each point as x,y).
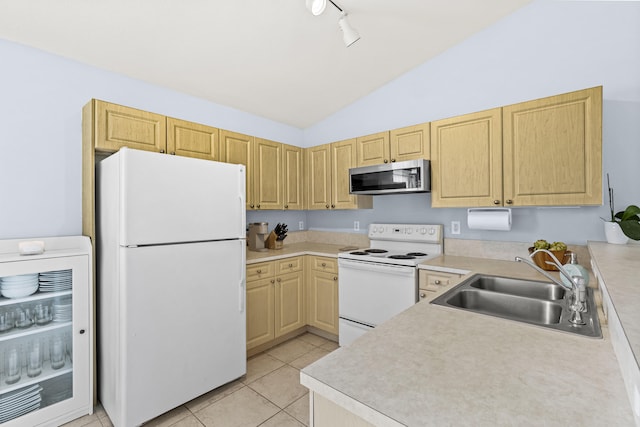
338,13 -> 360,47
306,0 -> 327,16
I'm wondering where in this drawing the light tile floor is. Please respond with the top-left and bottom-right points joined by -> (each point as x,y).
64,333 -> 338,427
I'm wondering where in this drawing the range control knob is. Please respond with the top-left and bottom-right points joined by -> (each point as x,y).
420,228 -> 427,235
428,228 -> 436,235
406,228 -> 413,235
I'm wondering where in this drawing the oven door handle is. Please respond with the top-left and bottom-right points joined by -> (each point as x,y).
338,259 -> 415,276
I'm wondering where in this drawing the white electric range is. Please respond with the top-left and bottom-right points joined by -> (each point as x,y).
337,223 -> 443,346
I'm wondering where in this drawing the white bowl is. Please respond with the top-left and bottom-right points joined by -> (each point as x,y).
1,284 -> 38,298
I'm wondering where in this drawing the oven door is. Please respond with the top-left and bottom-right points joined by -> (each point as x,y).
338,258 -> 417,329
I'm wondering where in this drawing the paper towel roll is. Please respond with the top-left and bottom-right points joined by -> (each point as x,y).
467,208 -> 512,231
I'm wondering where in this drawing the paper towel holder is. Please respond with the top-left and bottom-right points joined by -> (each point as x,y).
467,208 -> 512,231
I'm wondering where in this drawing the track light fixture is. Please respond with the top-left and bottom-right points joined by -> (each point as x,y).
305,0 -> 361,47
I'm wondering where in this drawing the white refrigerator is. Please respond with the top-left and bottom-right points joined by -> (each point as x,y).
96,147 -> 246,427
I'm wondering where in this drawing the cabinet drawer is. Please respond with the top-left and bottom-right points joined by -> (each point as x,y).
247,261 -> 275,280
311,256 -> 338,274
276,256 -> 303,274
419,270 -> 461,296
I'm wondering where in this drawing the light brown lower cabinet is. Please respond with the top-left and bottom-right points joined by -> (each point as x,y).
418,269 -> 463,301
246,255 -> 339,352
246,257 -> 305,351
306,256 -> 339,335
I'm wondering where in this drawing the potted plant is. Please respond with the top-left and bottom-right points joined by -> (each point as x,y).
603,174 -> 640,244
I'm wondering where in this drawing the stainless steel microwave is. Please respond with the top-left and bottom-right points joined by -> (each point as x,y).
349,159 -> 430,195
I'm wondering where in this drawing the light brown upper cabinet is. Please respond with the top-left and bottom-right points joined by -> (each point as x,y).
306,140 -> 372,210
253,138 -> 283,210
91,100 -> 218,160
431,86 -> 602,208
502,86 -> 602,206
166,117 -> 219,160
219,130 -> 254,210
431,108 -> 503,207
390,123 -> 431,163
282,144 -> 304,210
356,124 -> 430,167
356,131 -> 390,166
93,100 -> 166,153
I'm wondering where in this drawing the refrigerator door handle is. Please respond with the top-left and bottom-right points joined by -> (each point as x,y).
239,240 -> 246,313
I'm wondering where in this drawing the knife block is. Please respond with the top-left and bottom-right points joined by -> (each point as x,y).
265,231 -> 283,250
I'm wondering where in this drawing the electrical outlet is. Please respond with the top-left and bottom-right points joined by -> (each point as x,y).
354,221 -> 360,231
298,221 -> 304,230
451,221 -> 461,235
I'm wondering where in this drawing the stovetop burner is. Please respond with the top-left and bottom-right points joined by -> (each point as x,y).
406,252 -> 427,257
388,255 -> 416,260
364,249 -> 388,254
349,251 -> 369,255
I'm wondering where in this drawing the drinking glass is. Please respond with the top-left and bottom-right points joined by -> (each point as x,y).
4,344 -> 22,384
50,334 -> 65,369
0,310 -> 14,333
26,338 -> 44,377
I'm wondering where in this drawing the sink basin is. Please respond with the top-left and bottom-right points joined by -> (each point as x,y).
430,274 -> 601,338
468,276 -> 565,300
447,289 -> 563,324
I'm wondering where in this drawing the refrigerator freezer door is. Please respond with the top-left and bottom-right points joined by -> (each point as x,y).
108,239 -> 246,427
102,147 -> 246,246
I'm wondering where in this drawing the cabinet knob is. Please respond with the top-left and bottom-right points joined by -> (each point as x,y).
506,199 -> 513,205
256,269 -> 262,273
170,151 -> 175,155
391,158 -> 396,162
250,204 -> 255,208
434,280 -> 441,285
420,293 -> 426,299
331,204 -> 335,208
321,262 -> 326,267
160,149 -> 165,153
257,204 -> 260,209
333,277 -> 338,281
384,159 -> 388,163
277,278 -> 281,282
284,205 -> 288,209
326,204 -> 330,209
271,279 -> 275,284
288,263 -> 293,268
493,200 -> 500,205
79,329 -> 86,334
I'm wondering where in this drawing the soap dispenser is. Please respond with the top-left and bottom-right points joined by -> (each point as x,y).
561,252 -> 590,288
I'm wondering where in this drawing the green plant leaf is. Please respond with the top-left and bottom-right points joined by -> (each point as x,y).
620,220 -> 640,240
616,205 -> 640,222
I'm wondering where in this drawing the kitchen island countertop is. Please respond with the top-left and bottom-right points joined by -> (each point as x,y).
301,254 -> 635,426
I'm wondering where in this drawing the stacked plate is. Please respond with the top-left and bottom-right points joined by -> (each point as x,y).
39,270 -> 72,292
0,384 -> 42,423
0,274 -> 39,299
52,297 -> 72,323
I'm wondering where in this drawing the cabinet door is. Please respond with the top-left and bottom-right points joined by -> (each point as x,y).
282,144 -> 304,210
331,139 -> 359,209
95,100 -> 166,153
308,271 -> 339,335
274,271 -> 305,337
166,117 -> 219,161
220,130 -> 254,210
0,254 -> 90,426
356,131 -> 390,167
390,123 -> 430,162
502,86 -> 602,206
253,138 -> 282,210
430,108 -> 503,207
306,144 -> 332,210
246,277 -> 275,350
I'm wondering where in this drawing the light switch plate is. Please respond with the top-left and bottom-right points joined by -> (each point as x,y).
299,221 -> 304,230
354,221 -> 360,231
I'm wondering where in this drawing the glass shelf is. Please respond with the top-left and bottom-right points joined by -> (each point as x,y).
0,361 -> 73,396
0,321 -> 71,343
0,290 -> 72,307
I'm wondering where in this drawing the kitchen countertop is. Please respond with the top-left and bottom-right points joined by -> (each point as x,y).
246,242 -> 346,264
301,255 -> 634,426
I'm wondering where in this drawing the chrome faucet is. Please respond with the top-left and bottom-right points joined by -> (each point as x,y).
515,249 -> 587,325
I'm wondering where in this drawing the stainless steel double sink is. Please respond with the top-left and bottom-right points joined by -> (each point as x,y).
430,274 -> 602,338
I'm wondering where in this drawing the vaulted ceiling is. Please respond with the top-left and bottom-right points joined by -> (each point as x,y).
0,0 -> 532,128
